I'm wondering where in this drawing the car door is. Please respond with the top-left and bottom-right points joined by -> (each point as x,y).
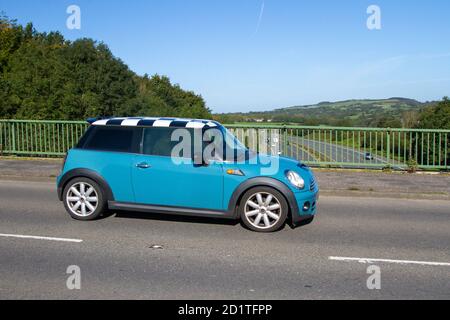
74,125 -> 141,202
131,127 -> 224,211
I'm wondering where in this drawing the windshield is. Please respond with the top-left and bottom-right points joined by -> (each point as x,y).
222,127 -> 247,152
203,126 -> 249,161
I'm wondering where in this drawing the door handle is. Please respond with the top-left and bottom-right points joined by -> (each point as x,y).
136,162 -> 151,169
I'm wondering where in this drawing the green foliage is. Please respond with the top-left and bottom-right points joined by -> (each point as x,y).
374,116 -> 402,128
406,159 -> 419,173
121,74 -> 211,119
0,16 -> 211,120
417,97 -> 450,129
415,97 -> 450,166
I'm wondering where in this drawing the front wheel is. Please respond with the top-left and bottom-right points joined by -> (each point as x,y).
239,187 -> 288,232
63,177 -> 106,221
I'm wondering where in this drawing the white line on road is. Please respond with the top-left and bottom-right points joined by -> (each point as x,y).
329,256 -> 450,267
0,233 -> 83,243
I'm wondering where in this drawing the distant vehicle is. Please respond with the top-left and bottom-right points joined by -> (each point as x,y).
365,152 -> 374,160
57,117 -> 319,232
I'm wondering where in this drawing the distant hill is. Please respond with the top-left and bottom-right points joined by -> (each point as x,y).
215,98 -> 436,127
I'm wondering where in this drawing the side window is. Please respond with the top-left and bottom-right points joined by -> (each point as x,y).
82,126 -> 140,153
203,128 -> 225,160
143,127 -> 192,157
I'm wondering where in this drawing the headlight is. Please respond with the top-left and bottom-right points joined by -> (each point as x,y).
285,170 -> 305,189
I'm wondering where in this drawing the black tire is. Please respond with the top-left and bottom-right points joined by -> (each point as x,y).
63,177 -> 106,221
239,186 -> 288,232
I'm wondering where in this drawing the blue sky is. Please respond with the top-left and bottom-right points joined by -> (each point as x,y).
1,0 -> 450,113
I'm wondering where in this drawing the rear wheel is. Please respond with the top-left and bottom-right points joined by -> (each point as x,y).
63,177 -> 106,220
239,187 -> 288,232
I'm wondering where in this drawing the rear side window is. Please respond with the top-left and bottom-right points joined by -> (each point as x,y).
80,126 -> 141,153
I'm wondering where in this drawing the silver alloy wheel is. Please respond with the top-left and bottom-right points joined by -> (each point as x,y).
244,192 -> 282,229
66,182 -> 98,217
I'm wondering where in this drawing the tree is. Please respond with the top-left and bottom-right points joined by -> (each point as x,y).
375,116 -> 402,128
415,97 -> 450,166
0,16 -> 212,120
417,97 -> 450,129
401,110 -> 419,128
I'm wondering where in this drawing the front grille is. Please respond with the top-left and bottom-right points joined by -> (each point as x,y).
310,177 -> 316,191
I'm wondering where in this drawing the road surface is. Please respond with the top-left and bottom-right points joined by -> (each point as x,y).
0,179 -> 449,299
284,136 -> 403,168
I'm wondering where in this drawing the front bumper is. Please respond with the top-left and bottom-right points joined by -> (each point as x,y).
56,175 -> 63,201
291,189 -> 319,225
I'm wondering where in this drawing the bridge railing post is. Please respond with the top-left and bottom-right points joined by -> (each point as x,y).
11,121 -> 16,155
386,128 -> 391,166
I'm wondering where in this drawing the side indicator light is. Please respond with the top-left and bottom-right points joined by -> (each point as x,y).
226,169 -> 245,176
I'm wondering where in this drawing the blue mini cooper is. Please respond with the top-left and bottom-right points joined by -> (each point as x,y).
57,117 -> 319,232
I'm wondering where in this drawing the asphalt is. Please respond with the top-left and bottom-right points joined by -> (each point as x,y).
0,179 -> 449,299
287,137 -> 391,165
285,137 -> 404,168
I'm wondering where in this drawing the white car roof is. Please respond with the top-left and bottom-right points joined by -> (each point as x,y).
88,117 -> 221,129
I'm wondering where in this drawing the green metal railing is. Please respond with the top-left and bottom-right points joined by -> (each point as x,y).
227,124 -> 450,170
0,120 -> 88,156
0,120 -> 449,170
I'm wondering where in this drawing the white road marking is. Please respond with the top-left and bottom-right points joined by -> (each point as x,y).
329,256 -> 450,267
0,233 -> 82,243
